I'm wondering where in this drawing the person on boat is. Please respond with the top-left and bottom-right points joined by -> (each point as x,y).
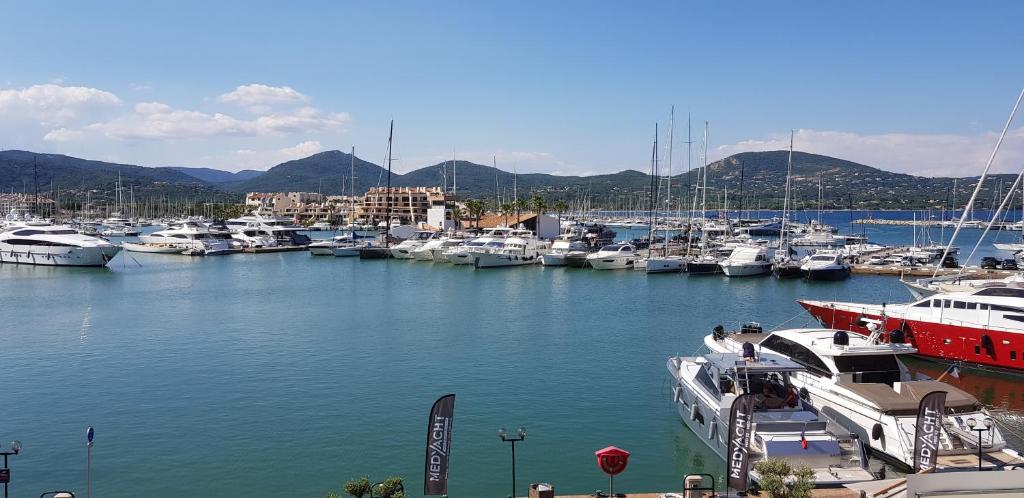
757,382 -> 787,409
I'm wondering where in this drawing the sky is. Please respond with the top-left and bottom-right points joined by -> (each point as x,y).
2,1 -> 1024,177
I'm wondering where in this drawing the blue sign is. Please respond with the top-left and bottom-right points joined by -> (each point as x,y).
87,426 -> 95,444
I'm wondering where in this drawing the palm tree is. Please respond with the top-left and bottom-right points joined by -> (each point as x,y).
531,195 -> 547,216
553,199 -> 569,227
500,203 -> 513,227
449,205 -> 463,229
464,199 -> 485,228
512,199 -> 528,227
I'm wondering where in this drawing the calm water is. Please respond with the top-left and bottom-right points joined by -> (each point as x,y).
1,214 -> 1022,497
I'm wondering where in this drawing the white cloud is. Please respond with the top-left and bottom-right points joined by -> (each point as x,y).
0,83 -> 121,126
714,128 -> 1024,177
85,102 -> 348,140
43,127 -> 84,142
197,141 -> 325,171
218,84 -> 308,106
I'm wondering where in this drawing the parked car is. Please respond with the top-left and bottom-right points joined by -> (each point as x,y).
940,255 -> 959,268
1001,259 -> 1018,270
981,256 -> 999,269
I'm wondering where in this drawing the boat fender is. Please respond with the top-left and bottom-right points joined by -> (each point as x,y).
708,420 -> 717,440
871,423 -> 883,441
890,329 -> 905,344
690,403 -> 699,422
673,386 -> 683,404
799,387 -> 810,401
712,325 -> 725,340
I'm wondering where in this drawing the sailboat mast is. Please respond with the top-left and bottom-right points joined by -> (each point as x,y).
648,123 -> 658,250
350,146 -> 356,224
780,130 -> 794,250
385,120 -> 393,248
666,106 -> 674,254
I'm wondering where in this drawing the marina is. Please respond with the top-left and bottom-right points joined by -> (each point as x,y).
3,211 -> 1024,497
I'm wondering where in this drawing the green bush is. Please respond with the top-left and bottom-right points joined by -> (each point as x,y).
343,476 -> 372,498
752,458 -> 815,498
375,476 -> 405,498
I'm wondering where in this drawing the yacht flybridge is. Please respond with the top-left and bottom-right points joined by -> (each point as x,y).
666,351 -> 874,486
0,221 -> 122,266
705,325 -> 1022,471
471,229 -> 548,268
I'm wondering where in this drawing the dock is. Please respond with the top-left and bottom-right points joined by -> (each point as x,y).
851,265 -> 1014,277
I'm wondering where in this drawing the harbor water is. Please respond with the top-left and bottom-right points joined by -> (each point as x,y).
2,212 -> 1023,497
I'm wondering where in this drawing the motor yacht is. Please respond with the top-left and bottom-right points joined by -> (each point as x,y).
429,236 -> 468,263
137,221 -> 239,254
685,253 -> 723,275
308,232 -> 374,256
645,255 -> 684,273
719,245 -> 773,277
790,231 -> 844,247
800,251 -> 851,281
586,243 -> 638,270
542,231 -> 590,266
443,228 -> 512,265
666,351 -> 874,486
799,287 -> 1024,371
705,325 -> 1022,471
227,207 -> 311,248
472,230 -> 548,268
901,273 -> 1024,300
389,231 -> 437,259
0,221 -> 122,266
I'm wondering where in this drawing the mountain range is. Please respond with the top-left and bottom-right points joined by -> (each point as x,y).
0,148 -> 1013,210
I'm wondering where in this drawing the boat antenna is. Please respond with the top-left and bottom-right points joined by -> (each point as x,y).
933,86 -> 1024,277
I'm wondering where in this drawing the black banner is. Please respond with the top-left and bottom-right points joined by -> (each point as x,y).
424,394 -> 456,495
912,391 -> 947,473
727,393 -> 756,491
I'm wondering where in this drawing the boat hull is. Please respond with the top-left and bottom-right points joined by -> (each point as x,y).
0,243 -> 121,267
721,262 -> 772,277
473,253 -> 540,268
587,256 -> 635,270
564,252 -> 590,268
799,300 -> 1024,371
803,266 -> 851,281
686,261 -> 722,275
773,264 -> 805,279
308,245 -> 336,256
541,253 -> 568,266
358,247 -> 392,259
646,257 -> 684,273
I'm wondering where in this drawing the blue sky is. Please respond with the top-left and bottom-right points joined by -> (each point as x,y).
2,1 -> 1023,175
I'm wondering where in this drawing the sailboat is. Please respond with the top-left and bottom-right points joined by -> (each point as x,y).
685,122 -> 722,275
359,121 -> 395,259
773,131 -> 804,278
646,109 -> 684,273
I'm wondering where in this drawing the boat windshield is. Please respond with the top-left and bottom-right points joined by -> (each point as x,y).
833,355 -> 902,385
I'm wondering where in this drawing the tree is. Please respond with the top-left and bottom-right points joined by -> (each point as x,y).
512,198 -> 528,227
343,476 -> 372,498
464,199 -> 485,228
530,195 -> 547,216
500,203 -> 513,227
449,205 -> 463,229
553,199 -> 569,228
752,458 -> 815,498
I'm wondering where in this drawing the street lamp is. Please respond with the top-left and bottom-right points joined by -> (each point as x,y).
966,417 -> 994,471
1,440 -> 22,498
499,426 -> 526,498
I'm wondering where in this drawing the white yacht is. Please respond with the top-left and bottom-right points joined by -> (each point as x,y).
390,231 -> 437,259
541,232 -> 589,266
719,245 -> 773,277
137,221 -> 238,254
0,221 -> 122,266
645,255 -> 685,273
790,231 -> 844,247
443,228 -> 512,265
308,232 -> 373,256
800,251 -> 851,281
667,351 -> 874,486
101,213 -> 140,236
705,326 -> 1023,472
429,236 -> 467,263
227,207 -> 311,248
472,230 -> 548,268
586,243 -> 638,270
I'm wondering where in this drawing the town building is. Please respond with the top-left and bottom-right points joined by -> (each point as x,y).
356,187 -> 455,226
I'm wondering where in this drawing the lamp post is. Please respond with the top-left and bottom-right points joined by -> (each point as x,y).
499,426 -> 526,498
1,440 -> 22,498
966,417 -> 994,471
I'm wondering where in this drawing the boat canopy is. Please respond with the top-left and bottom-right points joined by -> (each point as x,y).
700,352 -> 804,374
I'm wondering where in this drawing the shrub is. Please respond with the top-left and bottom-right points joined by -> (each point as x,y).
375,476 -> 405,498
343,476 -> 372,498
752,458 -> 815,498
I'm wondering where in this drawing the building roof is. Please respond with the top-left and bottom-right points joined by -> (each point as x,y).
476,212 -> 539,228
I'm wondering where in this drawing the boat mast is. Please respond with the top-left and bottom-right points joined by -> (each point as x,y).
647,123 -> 658,252
350,146 -> 356,225
385,120 -> 393,248
665,106 -> 674,257
779,130 -> 794,251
